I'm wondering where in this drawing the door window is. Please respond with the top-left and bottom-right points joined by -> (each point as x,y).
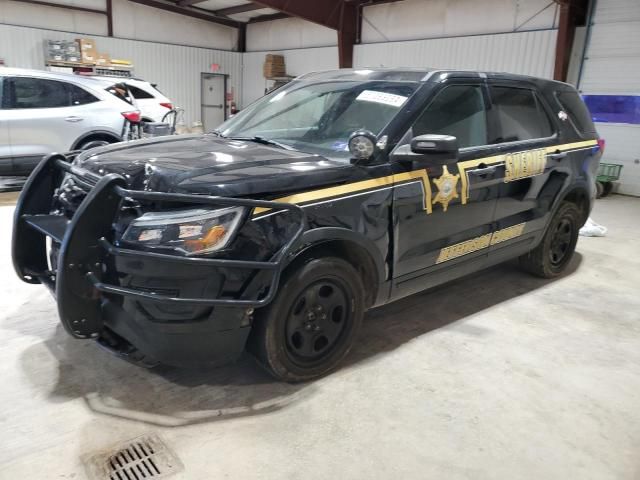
68,83 -> 99,106
411,84 -> 488,149
8,77 -> 71,109
489,86 -> 554,143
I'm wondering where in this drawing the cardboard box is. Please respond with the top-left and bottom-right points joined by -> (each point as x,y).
81,48 -> 98,64
95,53 -> 111,66
77,38 -> 96,52
263,54 -> 286,79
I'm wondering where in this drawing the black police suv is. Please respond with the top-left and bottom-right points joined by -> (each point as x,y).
12,68 -> 603,382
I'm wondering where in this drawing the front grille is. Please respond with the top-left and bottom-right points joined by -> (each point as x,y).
83,434 -> 183,480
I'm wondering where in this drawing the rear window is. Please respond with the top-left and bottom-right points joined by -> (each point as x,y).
555,90 -> 596,135
106,83 -> 133,105
128,85 -> 154,99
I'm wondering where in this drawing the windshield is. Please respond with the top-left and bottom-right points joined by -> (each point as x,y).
218,80 -> 419,158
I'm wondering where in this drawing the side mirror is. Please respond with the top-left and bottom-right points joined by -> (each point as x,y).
410,134 -> 459,164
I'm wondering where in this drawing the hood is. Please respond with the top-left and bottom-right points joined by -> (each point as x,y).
75,134 -> 355,198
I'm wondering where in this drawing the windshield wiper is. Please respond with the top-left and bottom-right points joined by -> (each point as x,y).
228,135 -> 295,151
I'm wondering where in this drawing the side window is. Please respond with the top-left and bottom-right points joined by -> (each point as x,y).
67,83 -> 99,106
9,77 -> 71,109
489,86 -> 554,143
411,85 -> 488,149
0,77 -> 4,109
555,90 -> 597,135
128,85 -> 154,99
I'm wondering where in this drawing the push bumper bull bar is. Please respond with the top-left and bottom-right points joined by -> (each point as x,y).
12,153 -> 306,340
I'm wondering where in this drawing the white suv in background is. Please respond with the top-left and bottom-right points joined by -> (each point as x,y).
0,68 -> 140,175
123,78 -> 173,123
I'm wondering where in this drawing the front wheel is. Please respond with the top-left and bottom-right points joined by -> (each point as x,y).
248,257 -> 365,382
519,202 -> 580,278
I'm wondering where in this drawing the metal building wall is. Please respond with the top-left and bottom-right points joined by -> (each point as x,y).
242,47 -> 339,107
579,0 -> 640,196
0,23 -> 242,126
354,29 -> 557,78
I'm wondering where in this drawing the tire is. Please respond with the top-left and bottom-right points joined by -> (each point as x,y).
77,139 -> 112,151
602,181 -> 613,197
519,202 -> 580,279
595,181 -> 604,198
248,257 -> 365,382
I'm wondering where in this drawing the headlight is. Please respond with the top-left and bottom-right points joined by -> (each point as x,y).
121,207 -> 244,255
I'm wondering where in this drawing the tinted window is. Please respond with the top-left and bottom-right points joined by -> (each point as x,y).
556,90 -> 596,135
490,86 -> 554,143
412,85 -> 488,148
9,77 -> 70,109
128,85 -> 154,99
68,83 -> 98,105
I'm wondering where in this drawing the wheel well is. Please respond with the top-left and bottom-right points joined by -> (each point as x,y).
562,188 -> 590,225
286,240 -> 380,308
72,132 -> 120,150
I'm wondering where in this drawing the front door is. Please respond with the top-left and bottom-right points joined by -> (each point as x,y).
390,81 -> 503,299
201,74 -> 226,132
5,76 -> 90,172
0,76 -> 11,173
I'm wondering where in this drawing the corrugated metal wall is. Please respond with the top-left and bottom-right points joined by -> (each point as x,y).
579,0 -> 640,196
0,23 -> 242,126
354,29 -> 557,77
242,47 -> 339,107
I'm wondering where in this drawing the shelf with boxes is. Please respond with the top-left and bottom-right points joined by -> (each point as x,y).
44,38 -> 134,78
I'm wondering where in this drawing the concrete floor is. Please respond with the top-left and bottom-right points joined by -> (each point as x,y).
1,193 -> 639,480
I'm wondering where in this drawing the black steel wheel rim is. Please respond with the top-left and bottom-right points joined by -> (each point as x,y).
285,279 -> 351,365
549,217 -> 573,266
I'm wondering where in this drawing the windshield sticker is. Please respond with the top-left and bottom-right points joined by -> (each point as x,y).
356,90 -> 408,107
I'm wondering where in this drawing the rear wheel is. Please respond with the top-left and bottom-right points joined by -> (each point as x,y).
77,137 -> 116,151
519,202 -> 580,278
248,257 -> 364,382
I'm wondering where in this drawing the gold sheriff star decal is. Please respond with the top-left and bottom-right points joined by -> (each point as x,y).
432,166 -> 460,212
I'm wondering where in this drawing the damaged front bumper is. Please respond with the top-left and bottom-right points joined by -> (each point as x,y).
12,153 -> 305,367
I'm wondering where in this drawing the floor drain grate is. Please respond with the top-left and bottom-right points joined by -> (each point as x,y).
84,434 -> 183,480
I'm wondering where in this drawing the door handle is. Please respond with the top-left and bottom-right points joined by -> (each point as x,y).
469,165 -> 498,177
548,151 -> 567,161
65,116 -> 84,122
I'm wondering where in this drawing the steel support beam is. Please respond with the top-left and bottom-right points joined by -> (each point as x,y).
553,0 -> 589,81
128,0 -> 241,28
338,1 -> 359,68
9,0 -> 107,16
248,12 -> 290,23
106,0 -> 113,36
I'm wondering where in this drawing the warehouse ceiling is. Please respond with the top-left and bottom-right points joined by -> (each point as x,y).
173,0 -> 282,23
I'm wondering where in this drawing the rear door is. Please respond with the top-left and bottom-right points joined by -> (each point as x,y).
486,81 -> 560,261
390,80 -> 503,298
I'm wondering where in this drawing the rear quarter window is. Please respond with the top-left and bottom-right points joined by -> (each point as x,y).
555,90 -> 597,136
128,85 -> 154,99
